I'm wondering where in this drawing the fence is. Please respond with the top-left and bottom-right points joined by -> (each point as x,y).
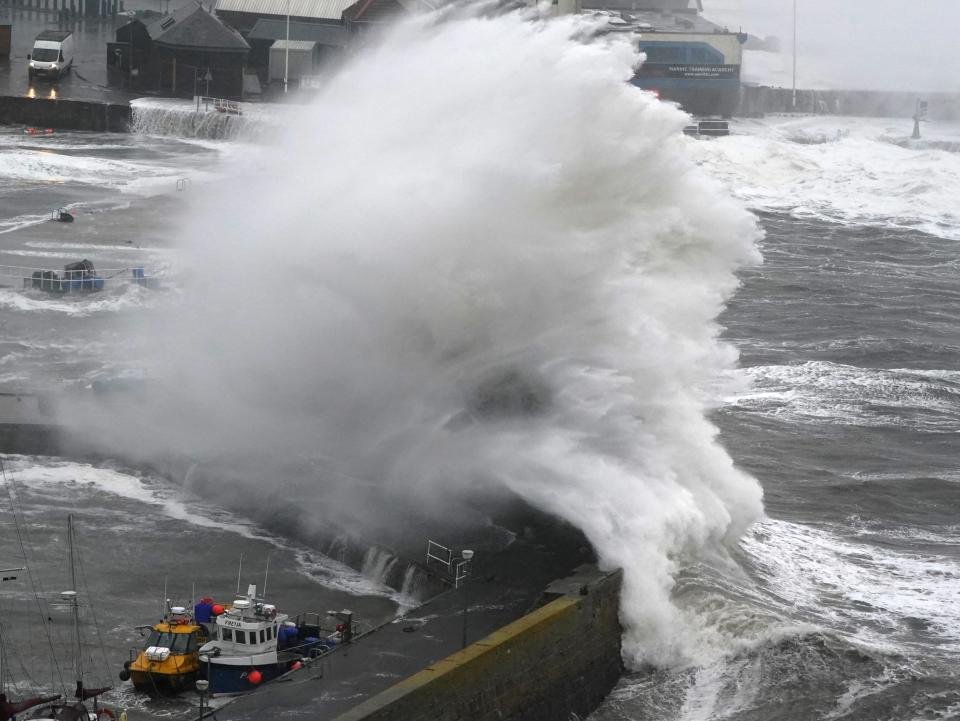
1,263 -> 160,292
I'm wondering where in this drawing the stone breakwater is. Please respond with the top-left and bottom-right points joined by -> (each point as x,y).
0,95 -> 130,131
333,566 -> 623,721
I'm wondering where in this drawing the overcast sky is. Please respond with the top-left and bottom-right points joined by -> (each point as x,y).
701,0 -> 959,92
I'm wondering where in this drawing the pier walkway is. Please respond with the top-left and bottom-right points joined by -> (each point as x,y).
218,574 -> 541,720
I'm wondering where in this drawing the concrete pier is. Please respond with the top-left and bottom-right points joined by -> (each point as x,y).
219,566 -> 623,721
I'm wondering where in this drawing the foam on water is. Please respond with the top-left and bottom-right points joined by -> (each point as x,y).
725,361 -> 960,430
24,241 -> 174,255
4,457 -> 400,600
742,518 -> 960,654
0,211 -> 58,235
0,128 -> 233,199
0,285 -> 151,317
693,116 -> 960,240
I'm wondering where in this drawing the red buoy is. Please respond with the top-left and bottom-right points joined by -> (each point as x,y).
248,670 -> 262,685
211,604 -> 224,615
290,661 -> 302,671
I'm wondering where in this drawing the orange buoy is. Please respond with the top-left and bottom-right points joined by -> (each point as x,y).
211,604 -> 224,615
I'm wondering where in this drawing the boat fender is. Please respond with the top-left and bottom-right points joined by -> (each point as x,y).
118,669 -> 130,682
247,670 -> 262,685
97,708 -> 117,720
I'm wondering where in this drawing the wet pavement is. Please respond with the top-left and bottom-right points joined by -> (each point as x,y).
219,577 -> 540,720
0,1 -> 314,107
217,534 -> 595,720
0,1 -> 151,103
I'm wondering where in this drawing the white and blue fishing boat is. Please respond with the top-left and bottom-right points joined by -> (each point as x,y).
197,584 -> 339,696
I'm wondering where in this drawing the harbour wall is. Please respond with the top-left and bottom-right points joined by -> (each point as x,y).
0,95 -> 130,131
333,567 -> 623,721
2,87 -> 959,135
738,86 -> 960,122
0,392 -> 61,456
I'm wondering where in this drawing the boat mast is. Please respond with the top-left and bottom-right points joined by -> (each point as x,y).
0,567 -> 25,693
262,553 -> 270,599
66,514 -> 83,696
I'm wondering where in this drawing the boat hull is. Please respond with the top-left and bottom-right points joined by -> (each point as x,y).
130,669 -> 198,694
202,661 -> 290,695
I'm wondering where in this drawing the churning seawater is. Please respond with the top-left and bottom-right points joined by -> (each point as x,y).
595,118 -> 960,720
1,10 -> 959,721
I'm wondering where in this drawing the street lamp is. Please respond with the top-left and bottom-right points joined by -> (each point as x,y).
195,679 -> 209,720
424,540 -> 476,649
284,0 -> 290,93
459,550 -> 474,649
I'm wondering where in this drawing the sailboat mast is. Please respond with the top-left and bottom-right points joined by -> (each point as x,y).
67,514 -> 83,693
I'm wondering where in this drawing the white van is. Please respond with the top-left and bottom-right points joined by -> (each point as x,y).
28,30 -> 75,81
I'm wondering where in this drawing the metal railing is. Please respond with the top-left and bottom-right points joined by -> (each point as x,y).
426,540 -> 472,589
1,263 -> 160,290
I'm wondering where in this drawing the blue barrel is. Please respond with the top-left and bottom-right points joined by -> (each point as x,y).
194,601 -> 213,623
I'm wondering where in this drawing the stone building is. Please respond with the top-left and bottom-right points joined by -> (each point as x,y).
108,2 -> 251,98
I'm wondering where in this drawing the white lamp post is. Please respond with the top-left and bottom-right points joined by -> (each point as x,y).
460,550 -> 474,649
284,0 -> 290,93
196,679 -> 209,720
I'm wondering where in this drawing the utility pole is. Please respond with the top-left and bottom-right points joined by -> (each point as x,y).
792,0 -> 798,110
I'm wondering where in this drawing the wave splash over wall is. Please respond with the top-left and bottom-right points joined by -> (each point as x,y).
111,9 -> 764,666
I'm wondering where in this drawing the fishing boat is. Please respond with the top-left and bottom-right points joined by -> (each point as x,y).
197,584 -> 340,696
119,599 -> 213,694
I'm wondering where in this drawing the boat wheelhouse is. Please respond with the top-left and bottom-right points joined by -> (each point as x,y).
198,584 -> 336,696
122,602 -> 212,693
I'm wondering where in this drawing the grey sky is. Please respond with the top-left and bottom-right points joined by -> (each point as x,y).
703,0 -> 959,92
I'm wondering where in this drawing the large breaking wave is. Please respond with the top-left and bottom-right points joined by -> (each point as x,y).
78,8 -> 764,666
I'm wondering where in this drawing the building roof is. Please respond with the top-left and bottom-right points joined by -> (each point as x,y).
586,8 -> 731,35
147,2 -> 250,50
270,39 -> 316,50
215,0 -> 355,21
248,18 -> 348,45
346,0 -> 409,22
36,30 -> 73,41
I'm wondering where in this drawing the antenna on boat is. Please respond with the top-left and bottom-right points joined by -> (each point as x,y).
262,553 -> 271,599
236,553 -> 244,595
162,576 -> 168,615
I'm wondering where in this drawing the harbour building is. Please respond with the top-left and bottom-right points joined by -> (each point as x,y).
586,0 -> 746,117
